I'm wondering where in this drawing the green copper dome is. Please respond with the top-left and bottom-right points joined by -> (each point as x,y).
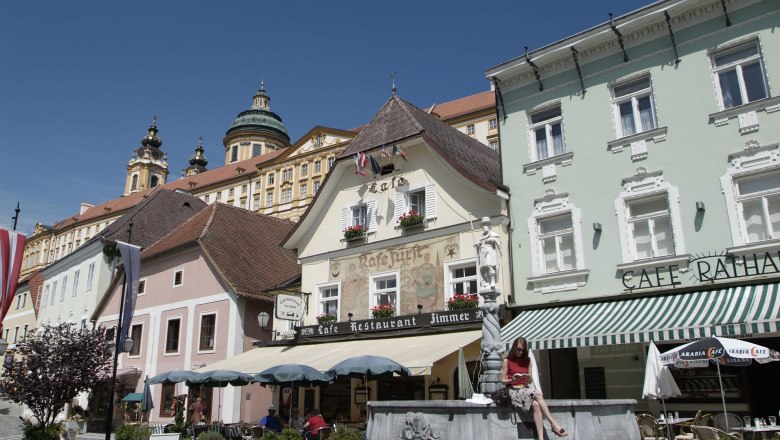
225,83 -> 290,142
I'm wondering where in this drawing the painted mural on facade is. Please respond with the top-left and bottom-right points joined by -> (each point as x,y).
329,234 -> 461,320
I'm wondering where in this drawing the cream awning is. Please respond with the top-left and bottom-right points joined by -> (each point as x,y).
200,330 -> 482,376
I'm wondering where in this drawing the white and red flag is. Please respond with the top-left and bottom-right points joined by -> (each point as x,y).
353,152 -> 368,176
0,227 -> 26,334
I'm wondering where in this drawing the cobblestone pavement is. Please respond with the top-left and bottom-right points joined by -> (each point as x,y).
0,398 -> 114,440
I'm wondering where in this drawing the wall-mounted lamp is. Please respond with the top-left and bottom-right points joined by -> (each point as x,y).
123,337 -> 134,353
593,223 -> 602,232
696,201 -> 705,211
348,312 -> 354,321
257,312 -> 270,331
417,304 -> 423,314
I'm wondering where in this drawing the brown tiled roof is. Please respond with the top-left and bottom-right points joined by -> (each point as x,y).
142,203 -> 300,301
425,91 -> 495,121
337,95 -> 502,192
98,188 -> 208,248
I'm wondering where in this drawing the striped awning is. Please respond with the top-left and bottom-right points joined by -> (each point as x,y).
501,283 -> 780,350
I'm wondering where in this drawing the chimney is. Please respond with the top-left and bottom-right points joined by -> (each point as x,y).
80,202 -> 94,215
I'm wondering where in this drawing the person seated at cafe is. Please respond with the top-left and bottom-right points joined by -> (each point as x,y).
290,408 -> 306,430
302,408 -> 328,439
258,404 -> 283,433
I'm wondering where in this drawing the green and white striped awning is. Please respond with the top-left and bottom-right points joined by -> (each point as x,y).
501,283 -> 780,350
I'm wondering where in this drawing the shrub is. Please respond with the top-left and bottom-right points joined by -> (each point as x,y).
198,431 -> 226,440
115,423 -> 152,440
280,428 -> 303,440
21,420 -> 61,440
259,432 -> 277,440
329,426 -> 365,440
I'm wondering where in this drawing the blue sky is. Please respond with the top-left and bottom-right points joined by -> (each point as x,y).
0,0 -> 651,234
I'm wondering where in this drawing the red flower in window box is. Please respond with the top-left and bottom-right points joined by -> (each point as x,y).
343,224 -> 367,240
448,293 -> 479,310
370,304 -> 396,318
397,210 -> 425,229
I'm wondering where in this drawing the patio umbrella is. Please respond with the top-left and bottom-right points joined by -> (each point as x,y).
255,364 -> 330,426
146,369 -> 198,385
325,355 -> 411,381
457,347 -> 474,400
187,370 -> 255,423
642,342 -> 681,439
659,336 -> 780,432
140,376 -> 154,415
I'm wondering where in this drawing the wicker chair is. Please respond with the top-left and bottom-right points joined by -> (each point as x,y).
691,425 -> 742,440
637,413 -> 668,440
676,410 -> 703,440
712,413 -> 744,434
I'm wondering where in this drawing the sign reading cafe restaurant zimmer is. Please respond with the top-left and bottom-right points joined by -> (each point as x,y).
299,308 -> 483,339
621,249 -> 780,290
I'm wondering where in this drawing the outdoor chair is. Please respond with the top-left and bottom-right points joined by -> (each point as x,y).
676,410 -> 703,440
712,413 -> 744,434
249,426 -> 264,438
637,413 -> 668,440
691,425 -> 743,440
305,427 -> 332,440
151,424 -> 166,435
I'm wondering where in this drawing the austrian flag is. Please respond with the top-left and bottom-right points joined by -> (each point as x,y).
0,227 -> 26,334
354,152 -> 368,176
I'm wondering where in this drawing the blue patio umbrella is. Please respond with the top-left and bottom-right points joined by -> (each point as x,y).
141,376 -> 154,413
187,370 -> 255,423
325,355 -> 411,381
255,364 -> 330,426
146,370 -> 198,385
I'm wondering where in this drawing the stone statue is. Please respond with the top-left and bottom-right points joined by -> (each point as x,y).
475,217 -> 501,291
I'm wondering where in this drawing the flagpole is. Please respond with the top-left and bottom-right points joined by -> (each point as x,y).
105,220 -> 133,440
11,202 -> 20,231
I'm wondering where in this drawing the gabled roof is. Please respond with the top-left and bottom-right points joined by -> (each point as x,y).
141,203 -> 300,301
425,91 -> 495,121
337,94 -> 502,192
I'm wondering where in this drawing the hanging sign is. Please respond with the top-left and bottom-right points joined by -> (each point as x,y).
275,294 -> 304,321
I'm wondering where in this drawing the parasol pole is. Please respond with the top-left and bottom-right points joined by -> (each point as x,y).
660,397 -> 672,439
715,360 -> 729,433
289,381 -> 294,427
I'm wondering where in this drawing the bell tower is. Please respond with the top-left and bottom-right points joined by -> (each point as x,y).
125,117 -> 169,195
183,137 -> 209,177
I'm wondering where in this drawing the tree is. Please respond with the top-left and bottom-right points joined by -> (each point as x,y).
1,324 -> 112,428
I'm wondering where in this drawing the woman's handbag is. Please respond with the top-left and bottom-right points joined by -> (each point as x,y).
487,387 -> 512,407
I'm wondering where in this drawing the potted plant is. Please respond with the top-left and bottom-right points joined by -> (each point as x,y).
448,293 -> 479,310
343,224 -> 367,241
371,304 -> 395,318
316,313 -> 337,324
397,210 -> 425,229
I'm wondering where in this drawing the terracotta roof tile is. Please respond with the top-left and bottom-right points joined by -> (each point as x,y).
142,203 -> 300,300
425,91 -> 495,121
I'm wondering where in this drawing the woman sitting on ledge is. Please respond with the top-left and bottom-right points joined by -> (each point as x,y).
501,336 -> 568,439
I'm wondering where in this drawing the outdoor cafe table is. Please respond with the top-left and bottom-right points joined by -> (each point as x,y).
656,417 -> 693,439
739,425 -> 780,440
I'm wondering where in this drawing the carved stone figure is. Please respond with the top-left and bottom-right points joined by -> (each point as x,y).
475,217 -> 501,291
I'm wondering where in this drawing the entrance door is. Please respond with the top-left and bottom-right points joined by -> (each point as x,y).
549,348 -> 580,399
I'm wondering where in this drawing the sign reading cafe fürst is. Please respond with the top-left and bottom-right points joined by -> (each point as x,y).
298,308 -> 483,338
621,250 -> 780,290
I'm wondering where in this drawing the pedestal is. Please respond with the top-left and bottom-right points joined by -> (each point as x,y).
478,287 -> 504,394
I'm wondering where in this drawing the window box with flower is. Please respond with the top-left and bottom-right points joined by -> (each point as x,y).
316,314 -> 337,324
343,225 -> 367,241
397,210 -> 425,230
371,304 -> 396,318
448,293 -> 479,310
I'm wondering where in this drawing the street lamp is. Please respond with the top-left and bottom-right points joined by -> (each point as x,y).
257,312 -> 270,330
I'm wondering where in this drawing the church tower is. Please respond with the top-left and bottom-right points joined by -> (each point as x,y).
182,137 -> 209,177
124,117 -> 169,195
223,82 -> 291,165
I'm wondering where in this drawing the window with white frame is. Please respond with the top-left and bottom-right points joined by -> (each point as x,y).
255,181 -> 263,191
72,270 -> 79,297
301,163 -> 308,176
165,318 -> 181,354
529,104 -> 565,161
199,313 -> 216,351
204,194 -> 210,204
352,204 -> 367,228
266,190 -> 274,206
60,277 -> 67,302
733,169 -> 780,243
313,180 -> 321,193
129,323 -> 142,356
240,199 -> 246,209
253,196 -> 259,209
712,40 -> 768,110
371,274 -> 397,307
228,188 -> 234,198
86,262 -> 95,291
314,161 -> 322,173
300,183 -> 308,199
612,75 -> 656,138
173,269 -> 183,287
280,188 -> 292,204
327,157 -> 334,170
489,118 -> 497,130
626,195 -> 675,260
447,261 -> 478,295
318,284 -> 339,319
537,214 -> 577,273
282,168 -> 293,181
467,124 -> 475,135
216,191 -> 222,202
393,184 -> 437,224
43,285 -> 49,308
489,140 -> 498,152
267,173 -> 275,185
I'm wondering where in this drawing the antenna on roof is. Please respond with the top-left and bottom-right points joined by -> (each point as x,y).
391,71 -> 397,95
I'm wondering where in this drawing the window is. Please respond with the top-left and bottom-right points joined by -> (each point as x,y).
50,281 -> 57,305
216,191 -> 222,202
352,204 -> 367,228
393,184 -> 437,223
327,157 -> 334,170
266,190 -> 274,206
409,190 -> 426,217
252,144 -> 262,157
267,173 -> 275,185
137,279 -> 146,295
43,285 -> 49,308
314,161 -> 322,173
280,188 -> 292,204
72,270 -> 79,297
199,314 -> 216,351
204,194 -> 210,203
240,199 -> 246,209
161,383 -> 176,417
15,294 -> 21,309
313,181 -> 321,193
626,195 -> 675,260
241,184 -> 247,195
489,140 -> 498,152
173,269 -> 183,287
230,145 -> 238,162
529,105 -> 565,160
253,196 -> 259,209
131,174 -> 138,191
612,76 -> 656,137
301,164 -> 308,176
733,170 -> 780,243
13,327 -> 18,343
712,40 -> 768,109
228,188 -> 234,198
319,284 -> 339,319
22,324 -> 28,338
537,215 -> 577,273
314,134 -> 323,148
86,263 -> 95,291
488,118 -> 497,130
371,274 -> 397,308
282,168 -> 293,181
21,292 -> 26,308
448,262 -> 478,295
165,318 -> 181,354
300,183 -> 308,199
129,324 -> 142,356
255,181 -> 262,191
467,124 -> 475,135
